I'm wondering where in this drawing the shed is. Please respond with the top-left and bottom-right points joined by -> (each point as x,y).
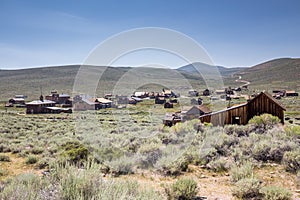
199,92 -> 286,126
116,95 -> 129,104
286,91 -> 299,97
164,102 -> 173,108
188,90 -> 199,97
155,96 -> 166,104
163,113 -> 182,127
9,98 -> 25,105
203,89 -> 210,96
215,90 -> 226,95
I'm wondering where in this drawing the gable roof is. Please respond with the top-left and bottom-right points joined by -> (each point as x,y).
186,105 -> 211,115
96,98 -> 113,104
200,92 -> 286,119
250,92 -> 286,111
26,100 -> 56,105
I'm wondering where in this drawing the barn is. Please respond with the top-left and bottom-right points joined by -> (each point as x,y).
199,92 -> 286,126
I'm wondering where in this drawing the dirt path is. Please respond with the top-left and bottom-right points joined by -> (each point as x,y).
235,75 -> 250,88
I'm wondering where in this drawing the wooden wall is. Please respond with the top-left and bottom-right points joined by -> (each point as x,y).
200,92 -> 285,126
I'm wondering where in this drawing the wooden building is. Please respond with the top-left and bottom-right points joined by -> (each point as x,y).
286,91 -> 299,97
155,96 -> 166,104
188,89 -> 199,97
73,95 -> 100,111
203,89 -> 210,96
45,91 -> 71,105
163,113 -> 182,127
164,102 -> 173,108
182,105 -> 211,121
9,98 -> 25,105
116,95 -> 129,104
26,100 -> 56,114
95,98 -> 113,108
199,92 -> 286,126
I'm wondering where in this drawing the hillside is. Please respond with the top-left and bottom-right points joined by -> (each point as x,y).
235,58 -> 300,89
177,62 -> 243,77
0,63 -> 227,100
1,58 -> 300,100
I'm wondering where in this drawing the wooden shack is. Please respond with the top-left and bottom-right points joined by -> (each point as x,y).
155,96 -> 166,104
203,89 -> 210,96
164,102 -> 173,108
199,92 -> 286,126
286,91 -> 299,97
9,98 -> 25,105
163,113 -> 182,127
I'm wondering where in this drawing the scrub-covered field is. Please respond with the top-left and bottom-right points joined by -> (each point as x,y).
0,97 -> 300,199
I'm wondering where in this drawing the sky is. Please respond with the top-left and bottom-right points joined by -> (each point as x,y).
0,0 -> 300,69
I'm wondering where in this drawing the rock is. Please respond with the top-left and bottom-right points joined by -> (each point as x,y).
200,174 -> 206,178
270,171 -> 275,174
295,189 -> 300,193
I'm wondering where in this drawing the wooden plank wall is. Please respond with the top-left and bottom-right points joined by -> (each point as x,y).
199,93 -> 285,126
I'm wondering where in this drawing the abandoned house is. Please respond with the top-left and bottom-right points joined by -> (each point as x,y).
26,99 -> 56,114
73,95 -> 100,111
45,91 -> 71,106
181,105 -> 211,121
199,92 -> 286,126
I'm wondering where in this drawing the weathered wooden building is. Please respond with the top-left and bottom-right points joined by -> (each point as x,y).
9,98 -> 25,105
199,92 -> 286,126
182,105 -> 211,121
163,113 -> 182,127
286,91 -> 299,97
164,102 -> 173,108
73,95 -> 100,111
155,96 -> 166,104
45,91 -> 71,105
203,89 -> 210,96
26,100 -> 56,114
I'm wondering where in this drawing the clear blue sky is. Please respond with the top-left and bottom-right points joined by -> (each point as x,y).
1,0 -> 300,69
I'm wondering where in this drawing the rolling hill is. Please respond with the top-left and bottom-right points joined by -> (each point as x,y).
234,58 -> 300,89
176,62 -> 243,77
0,58 -> 300,100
